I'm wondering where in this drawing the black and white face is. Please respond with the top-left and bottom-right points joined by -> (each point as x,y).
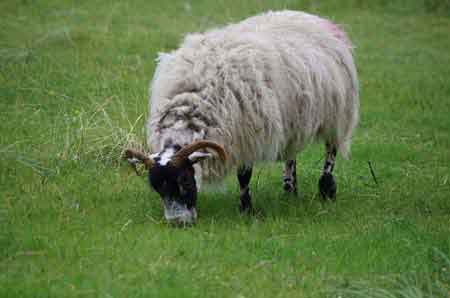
125,140 -> 226,225
148,145 -> 211,225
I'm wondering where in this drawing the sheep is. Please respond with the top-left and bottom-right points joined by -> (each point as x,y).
125,10 -> 359,225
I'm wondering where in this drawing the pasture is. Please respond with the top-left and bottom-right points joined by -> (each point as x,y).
1,0 -> 449,297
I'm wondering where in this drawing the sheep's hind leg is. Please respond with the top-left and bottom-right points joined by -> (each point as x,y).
318,143 -> 337,200
283,160 -> 297,194
237,165 -> 253,213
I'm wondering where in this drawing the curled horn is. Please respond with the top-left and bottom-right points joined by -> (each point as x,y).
171,140 -> 227,167
124,149 -> 154,175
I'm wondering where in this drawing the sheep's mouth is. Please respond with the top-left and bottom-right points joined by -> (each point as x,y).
163,199 -> 197,225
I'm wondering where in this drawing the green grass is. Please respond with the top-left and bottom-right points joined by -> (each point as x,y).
1,1 -> 450,297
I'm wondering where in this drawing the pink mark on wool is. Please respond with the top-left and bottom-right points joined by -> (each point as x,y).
321,19 -> 352,47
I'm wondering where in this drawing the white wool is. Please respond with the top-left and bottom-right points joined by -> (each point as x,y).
147,10 -> 359,182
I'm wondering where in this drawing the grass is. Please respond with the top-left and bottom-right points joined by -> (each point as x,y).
1,0 -> 450,297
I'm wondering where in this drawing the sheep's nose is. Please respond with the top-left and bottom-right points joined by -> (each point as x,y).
163,199 -> 197,225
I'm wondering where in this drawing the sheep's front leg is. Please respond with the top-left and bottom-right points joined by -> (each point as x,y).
318,143 -> 337,200
237,165 -> 253,213
283,160 -> 297,194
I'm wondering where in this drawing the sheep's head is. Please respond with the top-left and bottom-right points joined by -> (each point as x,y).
125,141 -> 227,225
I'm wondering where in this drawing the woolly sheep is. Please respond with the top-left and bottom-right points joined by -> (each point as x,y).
125,10 -> 359,225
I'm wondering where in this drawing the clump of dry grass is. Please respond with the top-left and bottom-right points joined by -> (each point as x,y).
56,95 -> 148,166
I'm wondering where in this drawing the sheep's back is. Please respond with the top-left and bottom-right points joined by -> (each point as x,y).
148,10 -> 358,179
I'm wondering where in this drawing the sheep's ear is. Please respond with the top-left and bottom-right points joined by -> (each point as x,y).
188,151 -> 213,164
124,149 -> 154,176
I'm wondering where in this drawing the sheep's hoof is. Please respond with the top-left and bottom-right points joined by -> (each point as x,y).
283,182 -> 297,195
283,178 -> 297,195
239,188 -> 253,214
318,173 -> 336,201
239,202 -> 253,214
239,196 -> 254,215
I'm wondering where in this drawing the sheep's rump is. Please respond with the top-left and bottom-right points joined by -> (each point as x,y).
148,10 -> 359,179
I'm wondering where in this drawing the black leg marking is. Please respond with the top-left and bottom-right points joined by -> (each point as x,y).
319,143 -> 337,200
237,165 -> 253,213
283,159 -> 297,194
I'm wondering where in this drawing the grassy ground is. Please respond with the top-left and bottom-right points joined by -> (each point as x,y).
1,1 -> 450,297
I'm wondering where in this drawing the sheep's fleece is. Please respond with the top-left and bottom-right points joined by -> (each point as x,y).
147,10 -> 359,182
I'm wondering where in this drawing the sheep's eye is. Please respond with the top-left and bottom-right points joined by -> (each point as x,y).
178,172 -> 196,192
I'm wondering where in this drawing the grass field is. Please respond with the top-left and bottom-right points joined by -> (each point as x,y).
1,0 -> 450,297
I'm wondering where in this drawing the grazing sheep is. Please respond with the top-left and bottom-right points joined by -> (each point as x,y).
126,10 -> 359,224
